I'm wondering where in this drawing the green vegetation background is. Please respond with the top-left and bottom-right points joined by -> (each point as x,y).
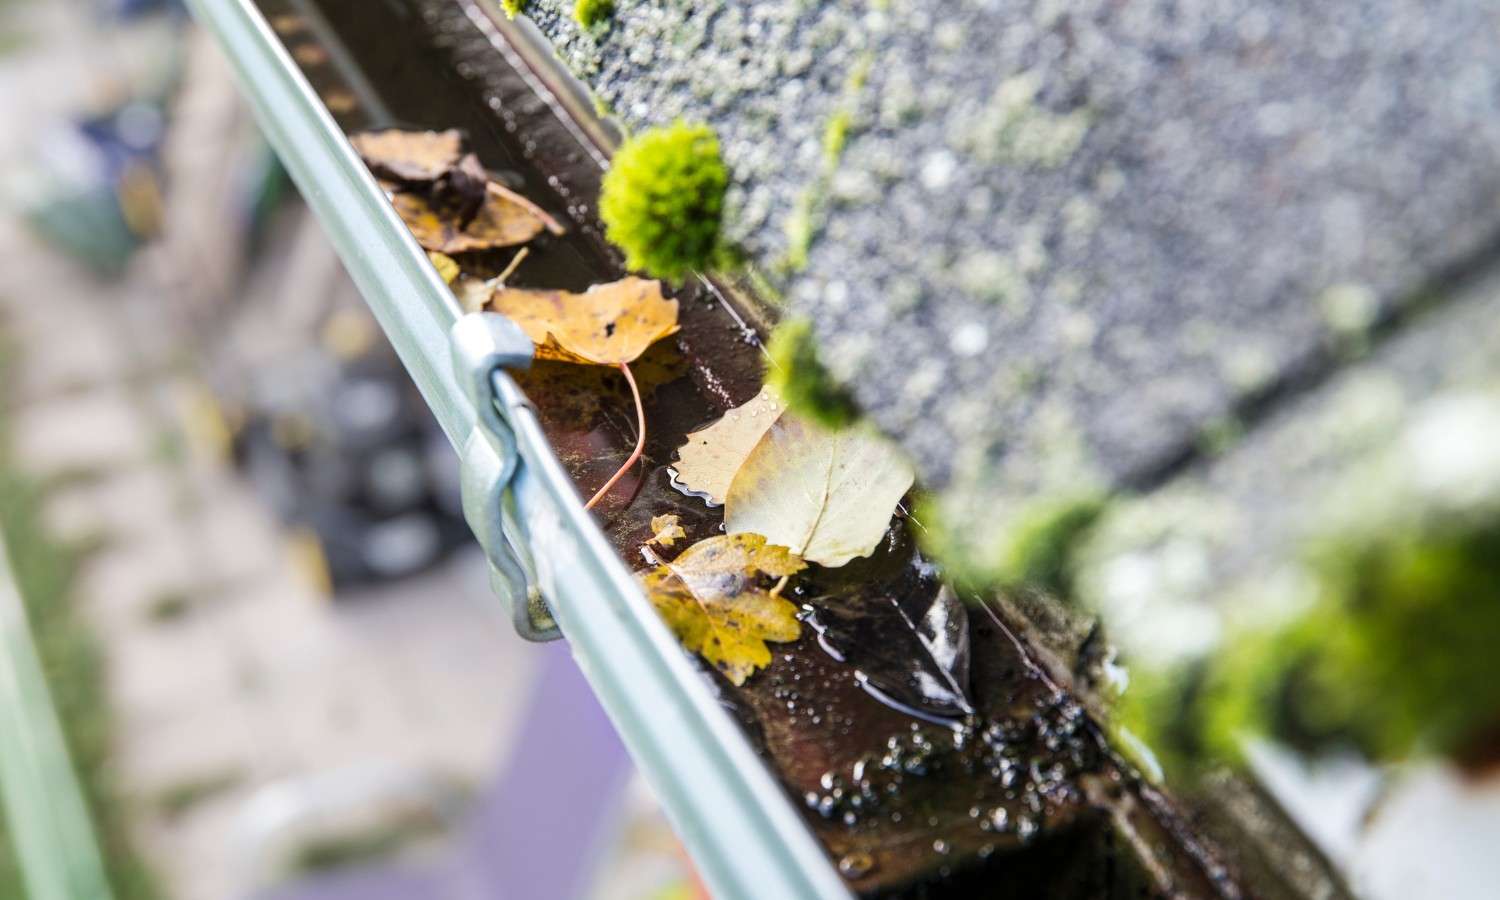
0,346 -> 159,899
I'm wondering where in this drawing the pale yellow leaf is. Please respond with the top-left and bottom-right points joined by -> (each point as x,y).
725,414 -> 915,567
451,275 -> 494,313
672,391 -> 784,505
488,276 -> 679,366
639,533 -> 805,685
649,514 -> 686,547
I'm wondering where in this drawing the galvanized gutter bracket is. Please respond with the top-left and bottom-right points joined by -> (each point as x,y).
451,312 -> 559,641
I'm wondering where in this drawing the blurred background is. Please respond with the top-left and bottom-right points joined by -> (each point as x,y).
0,1 -> 695,898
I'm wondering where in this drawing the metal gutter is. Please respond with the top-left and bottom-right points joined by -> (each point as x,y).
183,1 -> 850,896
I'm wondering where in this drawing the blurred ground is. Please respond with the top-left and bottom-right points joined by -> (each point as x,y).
0,2 -> 545,897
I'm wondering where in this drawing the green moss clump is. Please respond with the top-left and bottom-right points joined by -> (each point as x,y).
599,121 -> 728,281
1132,516 -> 1500,772
916,491 -> 1105,597
765,318 -> 858,429
997,494 -> 1106,596
1300,521 -> 1500,761
500,0 -> 526,18
573,0 -> 614,30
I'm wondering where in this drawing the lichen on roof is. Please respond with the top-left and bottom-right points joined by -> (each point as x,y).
523,0 -> 1500,586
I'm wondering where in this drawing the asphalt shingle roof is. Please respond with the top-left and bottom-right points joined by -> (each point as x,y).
528,0 -> 1500,570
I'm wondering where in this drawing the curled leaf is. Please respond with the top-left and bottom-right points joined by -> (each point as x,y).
352,129 -> 463,182
726,415 -> 915,567
673,390 -> 784,505
649,514 -> 686,548
444,182 -> 563,251
392,184 -> 548,254
640,533 -> 806,685
489,276 -> 679,366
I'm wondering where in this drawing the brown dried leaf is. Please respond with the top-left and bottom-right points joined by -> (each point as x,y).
392,184 -> 549,254
352,129 -> 463,182
436,152 -> 489,221
649,514 -> 686,547
510,343 -> 686,427
441,182 -> 555,252
673,391 -> 785,505
640,533 -> 805,685
488,276 -> 679,366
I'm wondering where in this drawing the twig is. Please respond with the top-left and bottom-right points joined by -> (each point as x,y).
586,362 -> 646,510
494,246 -> 530,285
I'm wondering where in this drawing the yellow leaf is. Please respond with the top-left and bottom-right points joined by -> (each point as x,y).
489,277 -> 679,366
726,414 -> 915,567
392,184 -> 547,254
672,391 -> 784,505
649,514 -> 686,547
640,533 -> 806,685
428,251 -> 460,284
352,129 -> 462,182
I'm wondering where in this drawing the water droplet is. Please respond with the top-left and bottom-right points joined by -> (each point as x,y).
932,839 -> 950,855
989,807 -> 1010,832
1016,815 -> 1039,843
837,851 -> 875,878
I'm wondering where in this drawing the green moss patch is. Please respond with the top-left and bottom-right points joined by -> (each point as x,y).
1127,514 -> 1500,772
918,490 -> 1106,598
573,0 -> 613,29
599,121 -> 727,281
764,318 -> 858,430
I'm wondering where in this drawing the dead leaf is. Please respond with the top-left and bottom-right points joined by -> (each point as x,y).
489,277 -> 679,366
442,183 -> 559,252
673,391 -> 784,505
649,514 -> 686,547
725,415 -> 915,567
436,152 -> 489,221
511,343 -> 686,427
487,181 -> 566,236
640,533 -> 806,684
392,185 -> 548,254
352,129 -> 463,182
428,251 -> 459,284
452,276 -> 493,312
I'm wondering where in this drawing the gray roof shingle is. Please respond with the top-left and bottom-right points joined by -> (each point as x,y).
528,0 -> 1500,567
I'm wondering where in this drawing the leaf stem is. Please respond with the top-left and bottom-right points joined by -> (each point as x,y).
494,246 -> 530,285
586,361 -> 646,510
